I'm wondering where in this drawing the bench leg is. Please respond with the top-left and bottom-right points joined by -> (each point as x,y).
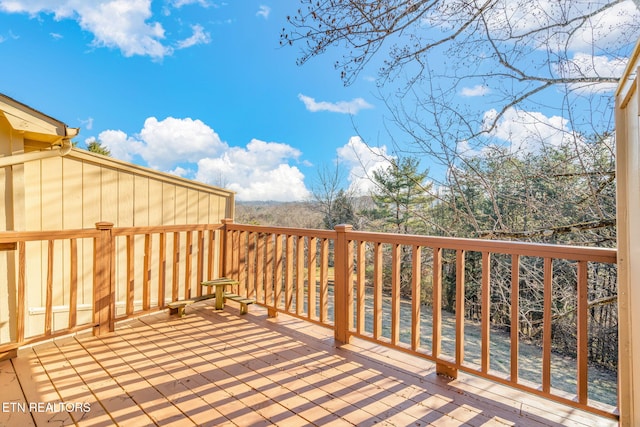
169,305 -> 187,317
240,303 -> 248,315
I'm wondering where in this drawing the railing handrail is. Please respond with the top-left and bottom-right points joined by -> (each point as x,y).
0,228 -> 101,242
347,230 -> 617,263
224,221 -> 617,262
224,222 -> 335,239
0,223 -> 224,243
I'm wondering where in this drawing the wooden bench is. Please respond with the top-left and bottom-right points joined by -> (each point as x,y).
223,292 -> 255,315
167,294 -> 216,317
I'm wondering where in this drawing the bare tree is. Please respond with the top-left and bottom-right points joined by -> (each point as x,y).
311,161 -> 360,229
281,0 -> 637,133
282,0 -> 630,240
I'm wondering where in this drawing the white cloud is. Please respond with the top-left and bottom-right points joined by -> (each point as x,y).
196,139 -> 310,201
79,117 -> 94,130
90,129 -> 143,162
336,136 -> 393,194
256,5 -> 270,19
460,85 -> 490,97
482,107 -> 579,154
473,0 -> 640,53
556,53 -> 628,93
298,94 -> 374,115
94,118 -> 310,202
137,117 -> 226,169
0,0 -> 212,58
171,0 -> 211,7
176,24 -> 210,49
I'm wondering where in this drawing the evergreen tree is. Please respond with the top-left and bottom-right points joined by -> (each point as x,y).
86,140 -> 111,156
369,157 -> 432,234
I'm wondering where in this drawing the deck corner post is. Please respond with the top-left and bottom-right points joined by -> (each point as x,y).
334,224 -> 354,344
94,222 -> 115,336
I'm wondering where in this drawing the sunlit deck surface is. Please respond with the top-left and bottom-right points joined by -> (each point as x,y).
0,300 -> 615,427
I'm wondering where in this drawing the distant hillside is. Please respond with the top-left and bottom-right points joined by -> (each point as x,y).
235,201 -> 324,229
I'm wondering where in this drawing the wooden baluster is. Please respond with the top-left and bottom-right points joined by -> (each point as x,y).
456,249 -> 466,368
391,243 -> 401,345
411,245 -> 421,351
158,232 -> 166,307
577,260 -> 588,404
319,238 -> 329,323
373,242 -> 383,340
356,240 -> 366,334
542,257 -> 553,393
271,234 -> 283,318
481,252 -> 491,374
69,238 -> 78,329
510,254 -> 520,383
308,237 -> 318,321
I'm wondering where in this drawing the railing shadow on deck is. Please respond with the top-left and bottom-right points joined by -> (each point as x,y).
0,218 -> 619,421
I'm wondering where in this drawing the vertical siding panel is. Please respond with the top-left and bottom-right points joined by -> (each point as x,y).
24,161 -> 42,230
148,179 -> 163,305
101,167 -> 118,224
175,187 -> 187,225
134,176 -> 149,310
198,192 -> 209,224
162,184 -> 176,297
40,158 -> 63,333
186,189 -> 198,291
175,187 -> 187,299
23,162 -> 42,337
40,157 -> 63,230
80,162 -> 99,319
116,172 -> 134,316
62,159 -> 83,328
134,175 -> 149,227
62,158 -> 83,229
209,195 -> 219,224
162,183 -> 176,225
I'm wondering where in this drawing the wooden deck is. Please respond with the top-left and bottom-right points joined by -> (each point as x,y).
0,300 -> 615,426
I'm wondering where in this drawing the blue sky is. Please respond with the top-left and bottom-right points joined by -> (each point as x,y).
1,1 -> 637,201
0,1 -> 396,201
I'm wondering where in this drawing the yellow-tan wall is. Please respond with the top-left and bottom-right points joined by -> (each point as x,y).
615,42 -> 640,426
1,130 -> 235,343
23,149 -> 233,230
1,113 -> 25,344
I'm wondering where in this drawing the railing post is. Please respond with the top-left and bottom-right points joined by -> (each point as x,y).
334,224 -> 354,344
221,218 -> 233,278
94,222 -> 115,336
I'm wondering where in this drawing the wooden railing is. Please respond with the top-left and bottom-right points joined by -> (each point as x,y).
0,219 -> 619,419
221,220 -> 618,420
0,222 -> 223,356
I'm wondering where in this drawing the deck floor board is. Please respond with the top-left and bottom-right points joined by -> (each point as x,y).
0,301 -> 616,426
